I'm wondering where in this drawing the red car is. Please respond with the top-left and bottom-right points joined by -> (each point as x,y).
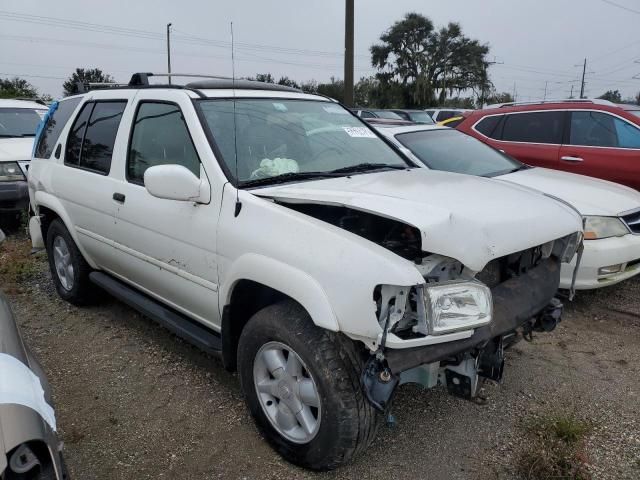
456,99 -> 640,190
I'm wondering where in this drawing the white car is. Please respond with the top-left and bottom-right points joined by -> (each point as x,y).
27,75 -> 582,470
0,99 -> 48,219
377,124 -> 640,290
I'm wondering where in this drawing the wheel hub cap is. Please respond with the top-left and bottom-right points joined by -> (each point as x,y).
52,236 -> 74,291
253,341 -> 321,444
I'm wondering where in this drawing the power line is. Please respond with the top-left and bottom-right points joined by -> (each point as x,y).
599,0 -> 640,15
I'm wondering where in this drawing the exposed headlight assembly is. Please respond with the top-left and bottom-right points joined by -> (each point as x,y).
553,231 -> 583,263
583,216 -> 629,240
424,281 -> 492,335
0,162 -> 25,182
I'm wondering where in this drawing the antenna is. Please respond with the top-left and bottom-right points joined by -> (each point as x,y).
231,21 -> 242,217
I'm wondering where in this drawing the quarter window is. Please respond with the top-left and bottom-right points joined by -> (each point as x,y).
475,115 -> 504,139
34,97 -> 82,158
127,102 -> 200,185
501,112 -> 564,144
64,101 -> 126,174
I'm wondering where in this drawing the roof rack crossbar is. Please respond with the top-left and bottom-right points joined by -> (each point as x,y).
129,72 -> 232,86
486,98 -> 616,109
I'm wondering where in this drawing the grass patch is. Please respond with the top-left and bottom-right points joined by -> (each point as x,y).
516,413 -> 592,480
0,233 -> 42,294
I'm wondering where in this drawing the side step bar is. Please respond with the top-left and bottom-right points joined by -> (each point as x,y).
89,272 -> 222,356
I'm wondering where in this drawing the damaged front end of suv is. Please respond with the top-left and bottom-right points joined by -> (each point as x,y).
253,170 -> 584,413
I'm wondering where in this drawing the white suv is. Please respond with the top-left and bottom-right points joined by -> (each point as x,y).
28,74 -> 583,470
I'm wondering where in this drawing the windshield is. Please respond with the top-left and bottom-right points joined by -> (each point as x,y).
395,128 -> 524,177
0,108 -> 46,137
407,111 -> 435,124
197,99 -> 408,186
372,110 -> 403,120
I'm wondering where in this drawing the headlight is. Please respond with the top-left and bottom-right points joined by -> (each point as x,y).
583,216 -> 628,240
424,281 -> 492,335
0,162 -> 25,182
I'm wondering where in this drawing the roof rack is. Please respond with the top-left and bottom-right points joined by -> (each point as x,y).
485,98 -> 616,109
74,72 -> 303,95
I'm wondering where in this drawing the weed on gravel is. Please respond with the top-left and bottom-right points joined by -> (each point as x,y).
516,412 -> 592,480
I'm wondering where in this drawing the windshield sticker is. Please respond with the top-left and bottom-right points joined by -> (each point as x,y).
272,103 -> 288,112
323,105 -> 348,115
343,126 -> 377,138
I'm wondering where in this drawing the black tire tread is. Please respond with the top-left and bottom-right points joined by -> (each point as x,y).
238,300 -> 381,470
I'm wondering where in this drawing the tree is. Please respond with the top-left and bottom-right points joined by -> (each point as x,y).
598,90 -> 622,103
370,13 -> 490,107
0,77 -> 38,99
63,68 -> 114,96
316,77 -> 345,103
483,91 -> 514,106
277,76 -> 300,89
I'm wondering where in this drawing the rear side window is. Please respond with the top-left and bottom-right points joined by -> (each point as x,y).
475,115 -> 504,139
569,111 -> 640,149
359,111 -> 375,119
437,111 -> 457,121
127,102 -> 200,185
34,97 -> 82,158
502,111 -> 563,144
64,101 -> 126,174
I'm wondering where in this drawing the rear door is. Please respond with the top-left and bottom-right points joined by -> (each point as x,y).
490,111 -> 564,169
558,110 -> 640,189
45,91 -> 133,268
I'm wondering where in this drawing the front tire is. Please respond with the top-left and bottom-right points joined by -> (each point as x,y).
45,219 -> 97,305
238,300 -> 380,470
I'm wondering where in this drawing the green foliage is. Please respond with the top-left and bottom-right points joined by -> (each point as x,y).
516,413 -> 592,480
63,68 -> 114,97
0,77 -> 39,99
483,91 -> 514,106
598,89 -> 622,103
370,12 -> 490,107
277,76 -> 300,89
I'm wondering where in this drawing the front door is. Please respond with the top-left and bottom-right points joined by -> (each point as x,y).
558,110 -> 640,189
108,92 -> 222,329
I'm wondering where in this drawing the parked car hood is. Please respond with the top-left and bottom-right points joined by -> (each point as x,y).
252,169 -> 583,272
499,167 -> 640,216
0,138 -> 33,162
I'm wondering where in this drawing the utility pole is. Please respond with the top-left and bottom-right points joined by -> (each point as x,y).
512,82 -> 517,102
579,57 -> 587,99
569,84 -> 574,99
543,81 -> 548,100
343,0 -> 354,107
166,23 -> 172,85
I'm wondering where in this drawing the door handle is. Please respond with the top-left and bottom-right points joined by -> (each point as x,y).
113,192 -> 126,203
561,156 -> 584,163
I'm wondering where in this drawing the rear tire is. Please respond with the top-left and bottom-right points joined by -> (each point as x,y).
237,300 -> 381,470
45,219 -> 97,305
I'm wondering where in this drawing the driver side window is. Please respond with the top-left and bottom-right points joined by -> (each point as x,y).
127,102 -> 200,185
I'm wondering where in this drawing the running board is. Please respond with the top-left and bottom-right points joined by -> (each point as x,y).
89,272 -> 222,356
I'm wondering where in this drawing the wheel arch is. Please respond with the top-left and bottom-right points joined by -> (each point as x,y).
34,191 -> 98,269
219,254 -> 340,371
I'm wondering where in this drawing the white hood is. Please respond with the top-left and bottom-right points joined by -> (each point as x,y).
253,169 -> 583,272
0,138 -> 34,162
500,167 -> 640,216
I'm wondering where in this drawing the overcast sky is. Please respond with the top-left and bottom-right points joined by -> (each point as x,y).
1,0 -> 639,101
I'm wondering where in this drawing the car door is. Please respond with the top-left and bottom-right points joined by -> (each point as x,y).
491,111 -> 564,169
558,110 -> 640,189
108,91 -> 223,329
48,92 -> 133,269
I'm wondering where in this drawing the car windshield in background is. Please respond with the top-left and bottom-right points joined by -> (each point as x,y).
372,110 -> 403,120
0,108 -> 46,137
197,99 -> 408,186
395,128 -> 524,177
408,111 -> 435,124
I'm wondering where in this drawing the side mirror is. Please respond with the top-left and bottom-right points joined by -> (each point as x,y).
144,164 -> 211,203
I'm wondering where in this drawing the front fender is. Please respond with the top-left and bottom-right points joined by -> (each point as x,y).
220,253 -> 339,331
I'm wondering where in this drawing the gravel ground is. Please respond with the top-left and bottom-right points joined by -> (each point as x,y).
2,231 -> 639,479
